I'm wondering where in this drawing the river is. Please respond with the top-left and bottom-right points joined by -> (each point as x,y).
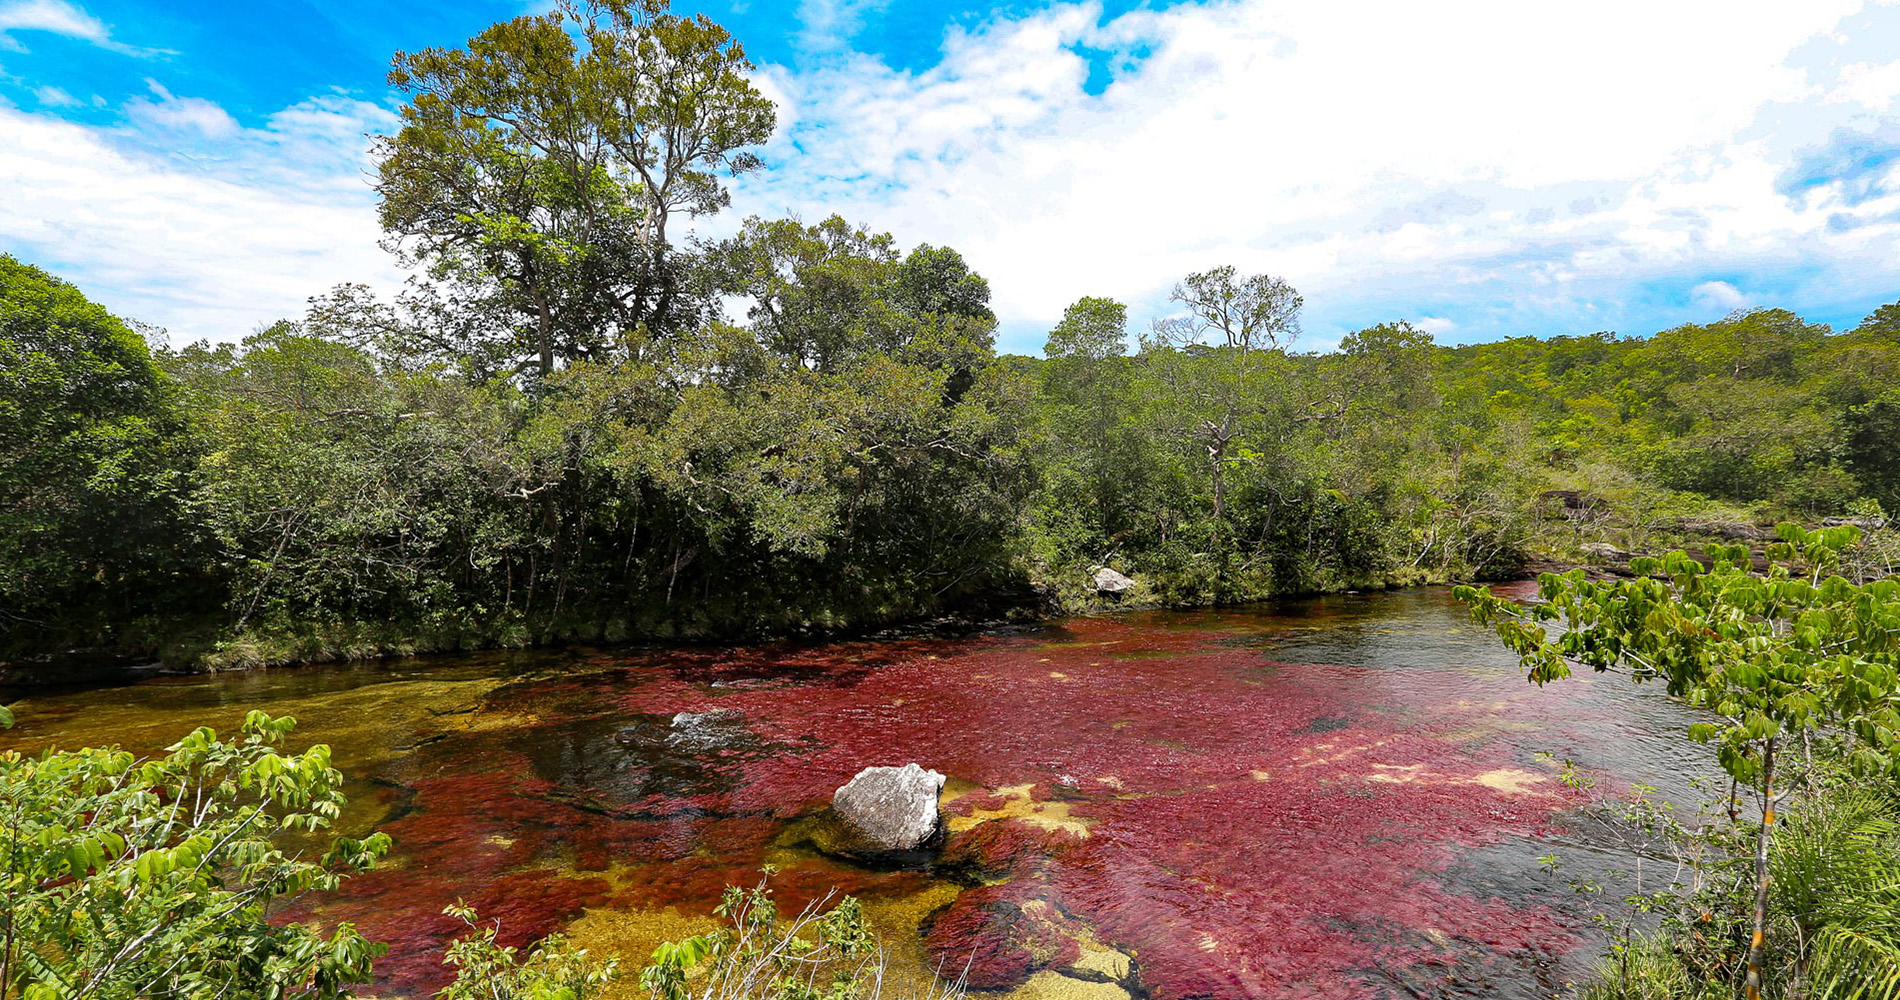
0,586 -> 1714,1000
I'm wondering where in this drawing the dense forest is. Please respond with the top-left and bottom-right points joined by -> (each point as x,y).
7,241 -> 1899,672
2,0 -> 1898,673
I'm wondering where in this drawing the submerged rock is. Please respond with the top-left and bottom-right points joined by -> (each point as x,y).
1090,567 -> 1134,599
830,763 -> 946,855
923,885 -> 1136,992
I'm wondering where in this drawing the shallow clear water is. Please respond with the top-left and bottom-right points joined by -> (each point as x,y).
0,587 -> 1716,1000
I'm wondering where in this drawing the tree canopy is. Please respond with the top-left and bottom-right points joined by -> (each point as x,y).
375,0 -> 775,379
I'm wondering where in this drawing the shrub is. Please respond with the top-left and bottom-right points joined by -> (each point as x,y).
0,711 -> 389,1000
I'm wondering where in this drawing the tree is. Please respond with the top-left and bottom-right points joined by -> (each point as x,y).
1851,301 -> 1900,342
0,712 -> 390,1000
1456,525 -> 1900,1000
1142,268 -> 1304,536
1844,392 -> 1900,512
169,324 -> 557,646
893,243 -> 994,323
1147,265 -> 1302,355
715,216 -> 904,372
1044,296 -> 1126,362
716,216 -> 998,376
376,0 -> 776,380
0,254 -> 208,653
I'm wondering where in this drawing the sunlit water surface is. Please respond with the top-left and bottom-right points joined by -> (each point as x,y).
1,587 -> 1715,1000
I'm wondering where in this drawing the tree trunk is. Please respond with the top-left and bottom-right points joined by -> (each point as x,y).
1205,421 -> 1230,523
536,295 -> 555,381
1209,443 -> 1226,523
1745,735 -> 1777,1000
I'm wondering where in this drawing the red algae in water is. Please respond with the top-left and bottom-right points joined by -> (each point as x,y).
939,818 -> 1080,881
923,883 -> 1086,989
266,601 -> 1626,1000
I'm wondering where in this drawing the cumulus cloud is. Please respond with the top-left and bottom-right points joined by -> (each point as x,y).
731,0 -> 1900,350
1691,280 -> 1751,313
0,93 -> 401,341
5,0 -> 1900,352
1829,60 -> 1900,110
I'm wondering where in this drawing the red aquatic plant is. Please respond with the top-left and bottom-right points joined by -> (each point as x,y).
922,883 -> 1085,989
939,819 -> 1079,882
226,594 -> 1661,1000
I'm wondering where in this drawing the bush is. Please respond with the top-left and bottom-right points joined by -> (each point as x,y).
640,874 -> 965,1000
437,902 -> 620,1000
0,712 -> 389,1000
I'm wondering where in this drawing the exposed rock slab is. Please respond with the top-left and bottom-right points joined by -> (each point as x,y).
1578,541 -> 1630,562
827,763 -> 946,857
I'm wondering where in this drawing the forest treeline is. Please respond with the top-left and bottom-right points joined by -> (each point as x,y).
8,244 -> 1899,671
4,0 -> 1900,671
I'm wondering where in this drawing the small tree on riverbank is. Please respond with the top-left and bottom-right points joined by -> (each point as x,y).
1456,525 -> 1900,998
0,712 -> 390,1000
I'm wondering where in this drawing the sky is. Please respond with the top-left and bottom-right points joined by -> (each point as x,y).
2,0 -> 1899,355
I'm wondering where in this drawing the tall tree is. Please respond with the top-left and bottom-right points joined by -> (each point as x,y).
0,255 -> 207,650
1144,267 -> 1303,532
715,215 -> 904,372
1044,296 -> 1127,362
1148,265 -> 1303,355
376,0 -> 776,380
893,243 -> 994,323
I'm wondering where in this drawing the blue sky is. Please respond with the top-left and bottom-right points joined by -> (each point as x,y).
2,0 -> 1899,354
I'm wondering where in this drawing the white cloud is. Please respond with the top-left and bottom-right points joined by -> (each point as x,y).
797,0 -> 894,50
731,0 -> 1900,349
1830,59 -> 1900,109
32,83 -> 76,106
0,0 -> 105,43
1691,280 -> 1752,313
124,79 -> 239,138
0,94 -> 401,342
0,0 -> 162,56
6,0 -> 1899,353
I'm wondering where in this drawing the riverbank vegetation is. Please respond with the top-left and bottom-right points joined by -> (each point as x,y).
4,0 -> 1900,678
8,251 -> 1898,672
0,711 -> 391,999
1459,525 -> 1900,998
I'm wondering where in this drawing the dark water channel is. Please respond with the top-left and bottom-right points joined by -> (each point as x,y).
0,587 -> 1715,1000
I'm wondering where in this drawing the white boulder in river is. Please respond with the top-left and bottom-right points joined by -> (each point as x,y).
1091,566 -> 1134,597
831,763 -> 946,852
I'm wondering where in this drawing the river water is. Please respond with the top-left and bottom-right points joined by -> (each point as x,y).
0,587 -> 1715,1000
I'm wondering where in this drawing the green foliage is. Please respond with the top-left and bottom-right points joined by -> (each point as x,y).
639,875 -> 936,1000
1459,530 -> 1900,999
1844,393 -> 1900,512
1457,525 -> 1900,786
376,0 -> 775,376
1552,778 -> 1900,1000
12,0 -> 1900,670
437,902 -> 619,1000
0,255 -> 211,653
1043,296 -> 1126,362
0,712 -> 390,1000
